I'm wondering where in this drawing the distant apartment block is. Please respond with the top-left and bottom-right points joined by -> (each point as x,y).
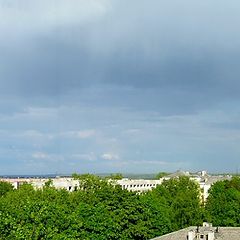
116,178 -> 162,192
116,170 -> 231,202
0,170 -> 232,203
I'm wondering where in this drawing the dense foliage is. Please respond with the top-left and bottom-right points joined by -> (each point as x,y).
0,181 -> 13,197
205,177 -> 240,226
1,176 -> 238,239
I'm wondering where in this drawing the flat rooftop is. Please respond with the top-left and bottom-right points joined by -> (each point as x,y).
151,226 -> 240,240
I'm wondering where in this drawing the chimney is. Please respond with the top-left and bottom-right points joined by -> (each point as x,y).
203,222 -> 212,227
187,230 -> 195,240
207,231 -> 215,240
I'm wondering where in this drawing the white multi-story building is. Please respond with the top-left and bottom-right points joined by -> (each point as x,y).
0,170 -> 232,202
0,177 -> 80,192
116,178 -> 163,192
160,170 -> 232,202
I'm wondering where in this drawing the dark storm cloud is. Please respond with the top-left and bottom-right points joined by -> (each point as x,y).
1,0 -> 240,117
1,0 -> 240,113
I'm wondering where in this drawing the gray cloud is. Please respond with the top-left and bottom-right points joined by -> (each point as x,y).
1,0 -> 240,174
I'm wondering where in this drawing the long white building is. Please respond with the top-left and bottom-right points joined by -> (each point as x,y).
0,170 -> 232,202
116,178 -> 163,193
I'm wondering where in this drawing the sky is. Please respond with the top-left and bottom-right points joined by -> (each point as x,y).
1,0 -> 240,175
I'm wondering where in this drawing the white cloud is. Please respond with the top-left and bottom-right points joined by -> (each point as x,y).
0,0 -> 112,40
61,129 -> 96,139
76,129 -> 96,138
22,130 -> 54,140
23,107 -> 58,117
72,152 -> 96,161
101,153 -> 119,161
124,128 -> 141,134
32,152 -> 64,162
130,160 -> 169,165
32,151 -> 49,159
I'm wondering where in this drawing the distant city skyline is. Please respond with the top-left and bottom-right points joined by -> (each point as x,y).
1,0 -> 240,174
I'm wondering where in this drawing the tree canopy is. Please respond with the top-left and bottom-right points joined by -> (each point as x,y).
0,181 -> 14,197
205,177 -> 240,226
1,175 -> 238,239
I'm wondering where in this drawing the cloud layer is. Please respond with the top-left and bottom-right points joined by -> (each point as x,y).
1,0 -> 240,174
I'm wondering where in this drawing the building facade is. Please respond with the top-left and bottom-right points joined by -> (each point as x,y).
0,170 -> 232,202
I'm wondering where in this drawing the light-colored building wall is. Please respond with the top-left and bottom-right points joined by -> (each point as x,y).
0,177 -> 80,192
0,171 -> 232,201
116,179 -> 163,192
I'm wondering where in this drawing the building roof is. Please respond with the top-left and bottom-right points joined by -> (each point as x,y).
150,226 -> 240,240
204,175 -> 232,185
165,170 -> 190,178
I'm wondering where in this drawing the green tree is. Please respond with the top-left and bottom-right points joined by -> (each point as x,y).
155,172 -> 168,179
0,174 -> 205,239
205,177 -> 240,226
152,176 -> 203,230
140,191 -> 172,237
0,181 -> 14,197
105,173 -> 123,180
44,179 -> 53,188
